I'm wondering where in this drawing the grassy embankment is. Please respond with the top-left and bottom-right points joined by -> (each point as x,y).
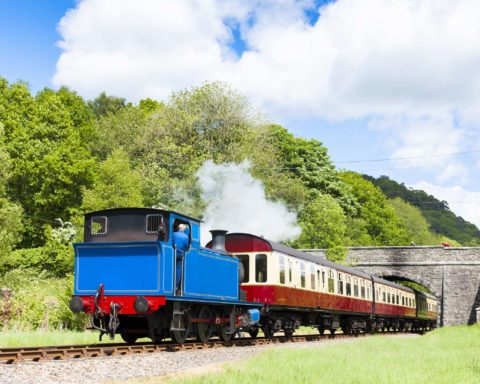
153,325 -> 480,384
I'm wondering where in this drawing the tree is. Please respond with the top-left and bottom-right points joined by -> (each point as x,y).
0,120 -> 23,255
340,172 -> 409,246
87,92 -> 127,117
389,197 -> 437,245
82,148 -> 143,211
293,194 -> 347,249
0,81 -> 96,247
266,125 -> 358,215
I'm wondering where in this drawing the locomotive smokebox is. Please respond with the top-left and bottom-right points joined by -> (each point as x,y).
210,230 -> 228,252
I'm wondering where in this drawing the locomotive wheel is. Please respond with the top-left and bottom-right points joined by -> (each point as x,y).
218,324 -> 235,342
195,306 -> 214,342
120,330 -> 138,344
248,326 -> 259,339
284,329 -> 294,338
171,315 -> 192,344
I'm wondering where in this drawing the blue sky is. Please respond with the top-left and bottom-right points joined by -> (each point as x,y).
1,0 -> 480,226
0,0 -> 75,91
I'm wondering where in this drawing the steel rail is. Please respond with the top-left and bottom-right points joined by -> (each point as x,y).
0,330 -> 426,364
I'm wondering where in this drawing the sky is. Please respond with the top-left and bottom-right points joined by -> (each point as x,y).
1,0 -> 480,227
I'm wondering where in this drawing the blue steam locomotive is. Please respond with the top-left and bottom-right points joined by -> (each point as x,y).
69,208 -> 260,343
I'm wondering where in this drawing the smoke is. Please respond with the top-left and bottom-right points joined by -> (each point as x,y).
197,160 -> 301,245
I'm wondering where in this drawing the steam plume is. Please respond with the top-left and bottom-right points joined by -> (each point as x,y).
197,160 -> 300,244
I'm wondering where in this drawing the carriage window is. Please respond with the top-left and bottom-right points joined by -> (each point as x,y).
310,265 -> 315,290
322,271 -> 326,288
382,289 -> 386,303
337,273 -> 344,295
255,254 -> 267,283
300,262 -> 306,288
360,280 -> 365,298
367,285 -> 370,299
91,216 -> 107,236
346,275 -> 352,296
288,261 -> 292,282
396,294 -> 399,305
413,299 -> 416,307
317,271 -> 321,290
238,254 -> 250,283
328,270 -> 335,293
353,278 -> 359,297
279,255 -> 286,284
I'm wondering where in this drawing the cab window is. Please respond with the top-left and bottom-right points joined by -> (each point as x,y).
91,216 -> 107,236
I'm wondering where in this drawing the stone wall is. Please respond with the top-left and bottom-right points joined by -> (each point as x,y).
304,246 -> 480,326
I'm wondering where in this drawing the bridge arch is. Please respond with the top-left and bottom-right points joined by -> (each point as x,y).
372,270 -> 440,298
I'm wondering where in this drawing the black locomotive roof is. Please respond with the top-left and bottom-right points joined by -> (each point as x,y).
85,207 -> 201,223
225,233 -> 414,293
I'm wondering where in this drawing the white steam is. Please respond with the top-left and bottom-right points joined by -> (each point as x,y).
197,160 -> 301,245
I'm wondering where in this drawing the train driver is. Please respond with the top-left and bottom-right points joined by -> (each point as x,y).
173,223 -> 189,291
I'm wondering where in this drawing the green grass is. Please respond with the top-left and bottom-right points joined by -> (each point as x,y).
162,325 -> 480,384
0,329 -> 123,347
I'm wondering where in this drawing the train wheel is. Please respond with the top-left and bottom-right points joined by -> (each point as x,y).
218,324 -> 234,342
120,330 -> 138,344
248,327 -> 259,339
171,317 -> 192,344
330,328 -> 336,335
195,306 -> 214,342
262,323 -> 274,338
284,329 -> 294,338
318,327 -> 325,335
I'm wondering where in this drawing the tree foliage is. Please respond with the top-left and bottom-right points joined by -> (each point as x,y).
0,81 -> 96,247
365,175 -> 480,245
389,197 -> 437,245
82,148 -> 143,211
340,172 -> 410,246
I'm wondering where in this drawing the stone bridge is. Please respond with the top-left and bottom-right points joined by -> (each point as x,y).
305,246 -> 480,326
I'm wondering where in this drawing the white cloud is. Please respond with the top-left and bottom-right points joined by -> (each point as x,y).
412,181 -> 480,228
53,0 -> 480,189
54,0 -> 480,122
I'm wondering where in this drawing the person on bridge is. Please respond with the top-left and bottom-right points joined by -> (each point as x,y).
173,223 -> 189,292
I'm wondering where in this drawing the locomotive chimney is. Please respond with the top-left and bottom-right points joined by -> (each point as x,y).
210,230 -> 228,252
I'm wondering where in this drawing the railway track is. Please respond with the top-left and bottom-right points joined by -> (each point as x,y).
0,331 -> 423,364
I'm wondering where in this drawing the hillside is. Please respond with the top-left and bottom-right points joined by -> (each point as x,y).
363,175 -> 480,246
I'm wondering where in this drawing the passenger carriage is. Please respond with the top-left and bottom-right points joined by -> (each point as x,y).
208,233 -> 434,336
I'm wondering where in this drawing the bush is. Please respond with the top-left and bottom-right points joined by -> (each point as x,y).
0,269 -> 87,331
0,242 -> 73,277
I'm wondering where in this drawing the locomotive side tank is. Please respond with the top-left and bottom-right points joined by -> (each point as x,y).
69,208 -> 260,343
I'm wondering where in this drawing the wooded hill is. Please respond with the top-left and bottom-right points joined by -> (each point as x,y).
364,175 -> 480,246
